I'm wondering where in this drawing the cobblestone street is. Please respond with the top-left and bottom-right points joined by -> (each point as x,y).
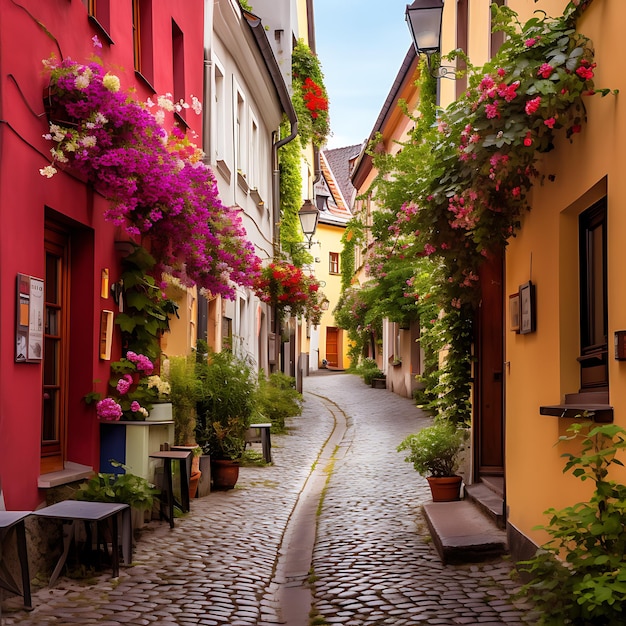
1,372 -> 536,625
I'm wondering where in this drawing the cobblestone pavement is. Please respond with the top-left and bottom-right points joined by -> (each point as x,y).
1,372 -> 536,626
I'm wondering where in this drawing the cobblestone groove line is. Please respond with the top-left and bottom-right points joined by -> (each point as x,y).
307,374 -> 537,626
272,392 -> 351,625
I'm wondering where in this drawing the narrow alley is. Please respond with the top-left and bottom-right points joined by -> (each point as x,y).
1,372 -> 535,626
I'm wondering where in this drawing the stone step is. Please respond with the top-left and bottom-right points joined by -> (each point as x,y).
423,500 -> 507,565
464,482 -> 506,529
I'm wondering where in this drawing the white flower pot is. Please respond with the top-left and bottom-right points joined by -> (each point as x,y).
147,402 -> 173,422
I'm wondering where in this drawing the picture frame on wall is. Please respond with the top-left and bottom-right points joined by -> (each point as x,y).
509,293 -> 520,333
519,280 -> 536,335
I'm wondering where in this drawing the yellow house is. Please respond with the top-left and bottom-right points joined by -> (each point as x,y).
307,146 -> 358,371
429,0 -> 626,561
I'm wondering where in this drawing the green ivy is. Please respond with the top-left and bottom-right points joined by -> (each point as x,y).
115,244 -> 178,361
291,40 -> 330,148
277,119 -> 311,267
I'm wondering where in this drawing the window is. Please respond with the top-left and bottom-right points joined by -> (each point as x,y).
132,0 -> 154,85
578,199 -> 608,391
172,20 -> 186,124
235,88 -> 247,177
83,0 -> 111,38
213,61 -> 226,164
42,222 -> 70,474
329,252 -> 339,275
249,115 -> 259,190
316,194 -> 329,212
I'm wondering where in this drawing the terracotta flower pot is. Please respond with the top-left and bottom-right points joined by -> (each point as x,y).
427,475 -> 463,502
210,459 -> 240,490
189,470 -> 202,499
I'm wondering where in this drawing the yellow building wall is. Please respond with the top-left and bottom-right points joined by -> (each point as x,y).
315,221 -> 349,368
497,0 -> 626,547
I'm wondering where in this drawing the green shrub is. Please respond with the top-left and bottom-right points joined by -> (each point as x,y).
75,463 -> 159,512
516,422 -> 626,625
355,358 -> 384,385
195,350 -> 257,460
255,371 -> 302,432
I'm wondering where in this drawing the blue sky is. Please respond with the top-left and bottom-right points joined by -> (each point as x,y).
314,0 -> 415,149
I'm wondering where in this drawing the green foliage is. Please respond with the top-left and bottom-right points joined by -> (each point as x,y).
344,4 -> 613,428
291,40 -> 330,148
255,371 -> 302,432
195,351 -> 257,460
354,358 -> 384,386
167,354 -> 201,445
339,221 -> 360,291
397,420 -> 464,478
278,119 -> 310,267
75,463 -> 159,511
115,244 -> 178,360
516,422 -> 626,625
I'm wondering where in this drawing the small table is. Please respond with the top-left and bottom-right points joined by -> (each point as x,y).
33,501 -> 131,585
0,511 -> 32,610
246,423 -> 272,463
149,450 -> 192,528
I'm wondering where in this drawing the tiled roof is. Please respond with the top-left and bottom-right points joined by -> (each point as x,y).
318,150 -> 354,225
323,143 -> 362,210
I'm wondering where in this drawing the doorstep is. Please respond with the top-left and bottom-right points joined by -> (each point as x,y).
423,500 -> 507,565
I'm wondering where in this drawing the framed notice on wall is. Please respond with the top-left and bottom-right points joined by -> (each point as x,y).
16,273 -> 44,363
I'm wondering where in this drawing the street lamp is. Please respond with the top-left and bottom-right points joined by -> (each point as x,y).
298,199 -> 319,248
405,0 -> 453,79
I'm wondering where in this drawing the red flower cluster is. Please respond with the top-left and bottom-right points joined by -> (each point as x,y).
302,77 -> 328,120
255,260 -> 322,321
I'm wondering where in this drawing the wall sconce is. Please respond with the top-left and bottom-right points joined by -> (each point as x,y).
101,268 -> 110,299
320,298 -> 330,311
405,0 -> 455,79
298,199 -> 320,249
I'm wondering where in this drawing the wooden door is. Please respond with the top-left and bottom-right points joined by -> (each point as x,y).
475,251 -> 504,476
325,327 -> 339,368
41,222 -> 70,474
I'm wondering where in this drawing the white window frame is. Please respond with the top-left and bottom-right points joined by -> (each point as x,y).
212,57 -> 226,164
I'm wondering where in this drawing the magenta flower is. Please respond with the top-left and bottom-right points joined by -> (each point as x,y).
96,397 -> 123,421
544,117 -> 556,129
116,374 -> 133,394
41,57 -> 261,299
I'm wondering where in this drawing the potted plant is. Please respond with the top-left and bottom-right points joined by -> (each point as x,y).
397,420 -> 465,501
74,462 -> 160,529
195,349 -> 257,489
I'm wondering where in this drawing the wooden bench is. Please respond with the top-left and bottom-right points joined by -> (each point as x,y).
245,423 -> 272,463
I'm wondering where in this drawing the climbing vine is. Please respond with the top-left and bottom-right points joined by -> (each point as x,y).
339,0 -> 613,423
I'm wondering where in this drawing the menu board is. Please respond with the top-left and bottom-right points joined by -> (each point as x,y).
16,273 -> 44,363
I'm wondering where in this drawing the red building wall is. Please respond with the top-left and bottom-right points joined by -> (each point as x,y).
0,0 -> 204,509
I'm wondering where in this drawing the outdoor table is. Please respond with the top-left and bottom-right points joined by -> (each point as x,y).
0,511 -> 32,609
33,501 -> 131,585
149,450 -> 191,528
246,423 -> 272,463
